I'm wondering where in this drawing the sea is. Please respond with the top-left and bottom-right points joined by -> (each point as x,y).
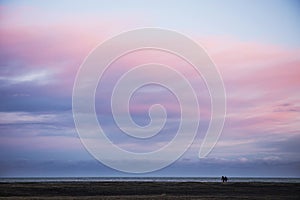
1,177 -> 299,183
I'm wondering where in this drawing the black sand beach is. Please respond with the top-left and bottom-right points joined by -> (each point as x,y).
1,181 -> 300,199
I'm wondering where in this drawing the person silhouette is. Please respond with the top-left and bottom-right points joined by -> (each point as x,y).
224,176 -> 228,182
221,176 -> 225,182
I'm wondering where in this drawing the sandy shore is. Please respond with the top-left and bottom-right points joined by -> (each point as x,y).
1,181 -> 299,199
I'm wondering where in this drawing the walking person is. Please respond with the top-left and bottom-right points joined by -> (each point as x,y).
221,176 -> 225,182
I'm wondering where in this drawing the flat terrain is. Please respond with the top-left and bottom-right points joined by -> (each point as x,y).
1,182 -> 300,199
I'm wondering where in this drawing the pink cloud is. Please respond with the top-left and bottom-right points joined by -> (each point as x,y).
193,37 -> 300,140
1,4 -> 299,143
91,36 -> 300,139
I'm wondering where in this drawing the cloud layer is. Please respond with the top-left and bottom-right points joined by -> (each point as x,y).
0,1 -> 299,177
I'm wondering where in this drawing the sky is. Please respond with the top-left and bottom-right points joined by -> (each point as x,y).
0,0 -> 300,177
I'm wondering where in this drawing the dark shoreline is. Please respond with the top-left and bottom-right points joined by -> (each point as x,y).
1,181 -> 300,199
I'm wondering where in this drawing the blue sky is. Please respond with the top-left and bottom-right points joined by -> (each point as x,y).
0,0 -> 299,177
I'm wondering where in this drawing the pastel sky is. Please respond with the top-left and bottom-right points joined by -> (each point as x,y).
0,0 -> 300,177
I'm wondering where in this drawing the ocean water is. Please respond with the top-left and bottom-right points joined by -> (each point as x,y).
1,177 -> 299,183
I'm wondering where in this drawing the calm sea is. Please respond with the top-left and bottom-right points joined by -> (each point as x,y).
0,177 -> 299,183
